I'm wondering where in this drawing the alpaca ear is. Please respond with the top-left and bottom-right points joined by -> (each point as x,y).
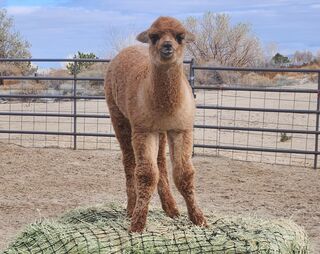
136,30 -> 149,43
185,31 -> 195,43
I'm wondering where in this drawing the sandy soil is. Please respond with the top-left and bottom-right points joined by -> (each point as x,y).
0,143 -> 319,252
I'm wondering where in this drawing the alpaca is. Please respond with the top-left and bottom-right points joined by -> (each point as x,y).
104,16 -> 207,232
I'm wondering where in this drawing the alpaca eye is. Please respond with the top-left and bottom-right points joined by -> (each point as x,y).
176,34 -> 185,44
149,34 -> 160,44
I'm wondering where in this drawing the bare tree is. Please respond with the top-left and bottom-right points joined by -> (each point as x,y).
184,12 -> 264,67
105,27 -> 141,58
0,9 -> 32,74
292,50 -> 314,66
264,42 -> 278,64
316,50 -> 320,63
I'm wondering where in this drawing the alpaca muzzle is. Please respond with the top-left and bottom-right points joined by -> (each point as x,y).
160,42 -> 174,58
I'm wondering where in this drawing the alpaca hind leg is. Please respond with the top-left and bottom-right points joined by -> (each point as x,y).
157,132 -> 180,218
107,97 -> 136,217
118,124 -> 136,217
168,130 -> 207,226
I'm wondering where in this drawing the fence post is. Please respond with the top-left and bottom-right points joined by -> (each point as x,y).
189,59 -> 196,156
34,73 -> 39,83
189,58 -> 196,98
314,72 -> 320,169
73,61 -> 78,150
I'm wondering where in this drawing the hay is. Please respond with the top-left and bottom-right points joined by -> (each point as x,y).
3,204 -> 309,253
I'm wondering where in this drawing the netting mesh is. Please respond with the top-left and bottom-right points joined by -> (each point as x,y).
3,204 -> 309,253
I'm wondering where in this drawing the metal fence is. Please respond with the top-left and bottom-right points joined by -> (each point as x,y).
0,58 -> 319,168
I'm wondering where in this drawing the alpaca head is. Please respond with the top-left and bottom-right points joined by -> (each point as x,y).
137,16 -> 195,65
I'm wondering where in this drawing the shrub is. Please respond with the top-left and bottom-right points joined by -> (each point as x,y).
66,52 -> 98,75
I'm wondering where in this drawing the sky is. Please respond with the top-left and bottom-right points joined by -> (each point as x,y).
1,0 -> 319,68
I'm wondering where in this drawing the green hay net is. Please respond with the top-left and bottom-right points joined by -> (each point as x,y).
3,204 -> 309,254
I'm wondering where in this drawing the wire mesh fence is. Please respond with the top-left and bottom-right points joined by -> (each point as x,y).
0,58 -> 319,168
193,81 -> 319,168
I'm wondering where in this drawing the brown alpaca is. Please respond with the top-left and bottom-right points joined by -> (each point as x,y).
104,16 -> 207,232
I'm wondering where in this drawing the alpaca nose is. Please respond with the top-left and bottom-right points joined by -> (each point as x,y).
162,42 -> 173,50
160,41 -> 174,58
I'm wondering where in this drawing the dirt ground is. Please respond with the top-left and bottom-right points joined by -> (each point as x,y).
0,143 -> 319,253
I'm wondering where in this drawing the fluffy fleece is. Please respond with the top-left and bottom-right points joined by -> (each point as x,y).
104,16 -> 207,232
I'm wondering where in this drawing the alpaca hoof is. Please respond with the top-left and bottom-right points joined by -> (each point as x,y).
126,203 -> 136,218
189,209 -> 207,227
164,207 -> 180,218
129,223 -> 145,233
127,207 -> 134,218
160,197 -> 180,218
127,209 -> 134,218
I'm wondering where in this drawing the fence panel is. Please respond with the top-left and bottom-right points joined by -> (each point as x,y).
192,66 -> 320,168
0,58 -> 319,168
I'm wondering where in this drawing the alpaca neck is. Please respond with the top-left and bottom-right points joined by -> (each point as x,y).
150,62 -> 183,114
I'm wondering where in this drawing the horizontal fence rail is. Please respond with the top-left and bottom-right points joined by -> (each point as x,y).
0,58 -> 111,62
0,76 -> 105,81
0,58 -> 319,168
193,65 -> 320,73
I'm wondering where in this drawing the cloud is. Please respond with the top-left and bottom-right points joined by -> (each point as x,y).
5,5 -> 151,60
2,0 -> 319,66
225,9 -> 277,18
310,4 -> 320,9
4,0 -> 69,7
6,6 -> 41,15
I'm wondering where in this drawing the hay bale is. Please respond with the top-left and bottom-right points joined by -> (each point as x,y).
3,204 -> 309,253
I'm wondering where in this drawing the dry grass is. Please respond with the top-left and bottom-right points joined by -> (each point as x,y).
3,204 -> 309,253
48,68 -> 69,78
0,64 -> 22,76
239,72 -> 273,87
0,64 -> 22,87
19,82 -> 48,97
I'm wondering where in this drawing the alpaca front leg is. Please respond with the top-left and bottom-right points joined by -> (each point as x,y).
157,132 -> 180,218
130,132 -> 159,232
168,130 -> 207,226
